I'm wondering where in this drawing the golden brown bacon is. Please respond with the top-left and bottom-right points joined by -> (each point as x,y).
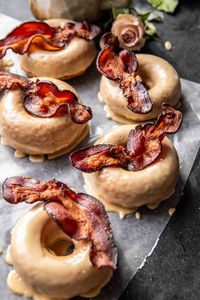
0,72 -> 92,124
96,46 -> 152,114
2,177 -> 117,270
0,72 -> 31,90
0,20 -> 101,58
70,104 -> 182,172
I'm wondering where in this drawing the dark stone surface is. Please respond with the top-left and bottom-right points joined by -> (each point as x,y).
0,1 -> 199,299
140,0 -> 200,83
120,148 -> 200,300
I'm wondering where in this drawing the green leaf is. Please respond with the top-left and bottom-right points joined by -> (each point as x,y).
136,10 -> 152,22
122,8 -> 130,14
145,21 -> 157,37
112,7 -> 120,19
148,0 -> 163,7
112,6 -> 131,19
147,0 -> 179,13
147,10 -> 164,21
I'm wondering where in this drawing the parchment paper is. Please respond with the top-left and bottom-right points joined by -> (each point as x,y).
0,14 -> 200,300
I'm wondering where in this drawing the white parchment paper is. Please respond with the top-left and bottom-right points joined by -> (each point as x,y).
0,14 -> 200,300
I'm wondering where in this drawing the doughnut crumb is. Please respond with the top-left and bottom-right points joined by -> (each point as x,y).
164,41 -> 172,51
168,207 -> 176,216
14,150 -> 26,159
135,211 -> 141,220
29,154 -> 45,163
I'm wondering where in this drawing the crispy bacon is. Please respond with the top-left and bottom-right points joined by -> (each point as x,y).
99,32 -> 118,50
72,21 -> 101,40
0,71 -> 31,90
97,46 -> 152,114
70,104 -> 182,172
2,177 -> 117,271
70,144 -> 128,173
24,81 -> 92,122
0,20 -> 101,58
0,72 -> 92,124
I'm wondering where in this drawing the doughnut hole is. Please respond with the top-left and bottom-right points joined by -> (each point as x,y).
42,219 -> 75,257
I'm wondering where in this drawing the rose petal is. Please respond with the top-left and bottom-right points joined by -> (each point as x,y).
111,14 -> 145,51
2,177 -> 117,270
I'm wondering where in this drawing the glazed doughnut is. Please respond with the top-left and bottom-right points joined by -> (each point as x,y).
2,177 -> 117,299
70,105 -> 182,218
83,125 -> 179,218
98,54 -> 181,124
20,19 -> 97,79
7,205 -> 112,299
0,75 -> 90,160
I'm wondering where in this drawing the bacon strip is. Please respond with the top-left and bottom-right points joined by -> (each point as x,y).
97,46 -> 152,114
70,104 -> 182,172
2,177 -> 117,271
99,32 -> 118,50
0,20 -> 101,58
24,81 -> 92,122
70,144 -> 128,173
0,72 -> 92,124
0,71 -> 31,90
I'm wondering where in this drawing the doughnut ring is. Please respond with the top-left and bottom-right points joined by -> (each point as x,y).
7,205 -> 112,299
98,54 -> 181,124
0,77 -> 89,160
83,125 -> 179,218
20,19 -> 97,80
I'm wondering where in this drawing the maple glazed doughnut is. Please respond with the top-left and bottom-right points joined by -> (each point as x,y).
0,19 -> 100,80
20,19 -> 97,79
2,177 -> 117,299
97,45 -> 181,124
83,125 -> 179,218
70,105 -> 182,218
0,73 -> 91,160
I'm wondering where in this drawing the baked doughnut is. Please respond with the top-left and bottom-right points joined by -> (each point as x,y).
0,19 -> 101,79
0,72 -> 92,162
2,177 -> 117,299
70,105 -> 182,218
97,45 -> 181,124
